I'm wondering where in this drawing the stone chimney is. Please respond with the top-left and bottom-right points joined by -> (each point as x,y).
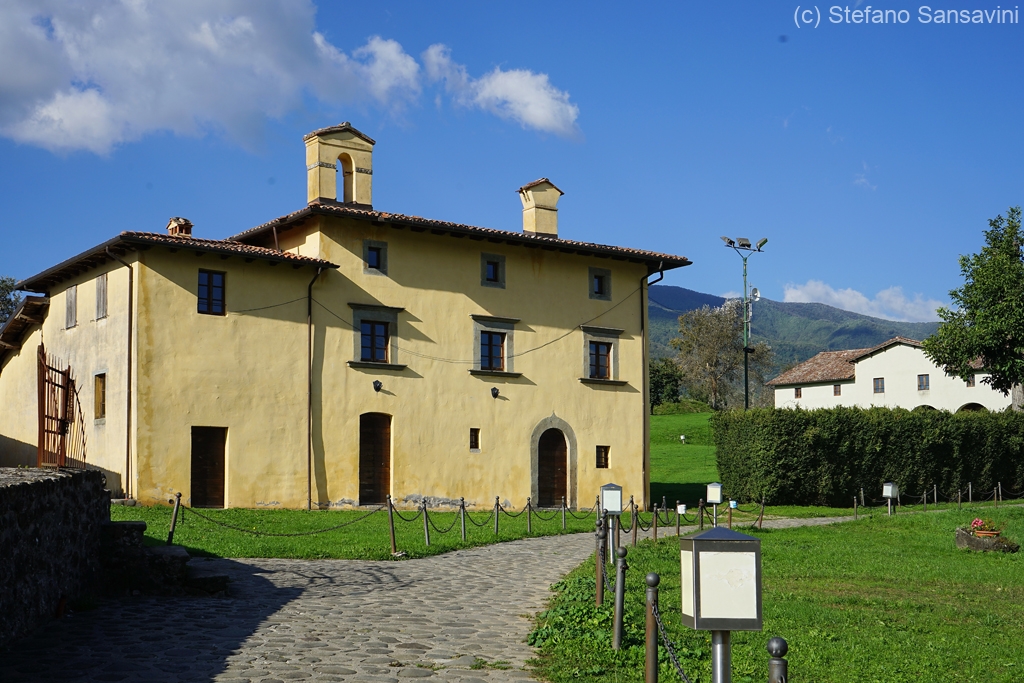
304,122 -> 376,207
518,179 -> 563,237
166,217 -> 193,237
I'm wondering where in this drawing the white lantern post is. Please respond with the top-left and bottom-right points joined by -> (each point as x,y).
883,482 -> 899,517
706,482 -> 723,527
601,483 -> 623,561
680,527 -> 763,683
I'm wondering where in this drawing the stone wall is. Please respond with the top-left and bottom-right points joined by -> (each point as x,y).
0,468 -> 108,649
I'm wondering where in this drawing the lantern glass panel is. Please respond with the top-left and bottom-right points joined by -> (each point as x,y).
706,483 -> 723,505
699,551 -> 758,619
883,482 -> 898,499
677,504 -> 687,514
600,483 -> 623,515
681,549 -> 694,616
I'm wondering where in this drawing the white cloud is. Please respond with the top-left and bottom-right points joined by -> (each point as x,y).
853,161 -> 876,190
783,280 -> 944,322
0,2 -> 576,154
720,291 -> 742,300
423,44 -> 580,137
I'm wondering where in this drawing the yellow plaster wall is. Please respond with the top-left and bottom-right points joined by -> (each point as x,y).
0,263 -> 134,494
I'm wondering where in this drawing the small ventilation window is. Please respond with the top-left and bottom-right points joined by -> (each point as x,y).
596,445 -> 609,469
469,428 -> 480,451
794,387 -> 802,399
589,267 -> 612,301
94,373 -> 106,420
873,378 -> 885,394
918,374 -> 930,391
834,385 -> 841,396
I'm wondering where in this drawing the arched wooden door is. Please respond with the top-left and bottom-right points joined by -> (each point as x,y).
359,413 -> 391,505
537,428 -> 567,507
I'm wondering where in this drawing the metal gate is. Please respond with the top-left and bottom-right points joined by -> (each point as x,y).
37,344 -> 87,468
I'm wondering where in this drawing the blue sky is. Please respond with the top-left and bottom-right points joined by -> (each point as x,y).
2,1 -> 1022,322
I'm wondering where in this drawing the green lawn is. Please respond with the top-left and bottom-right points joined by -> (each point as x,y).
110,503 -> 600,560
529,507 -> 1024,683
649,413 -> 718,508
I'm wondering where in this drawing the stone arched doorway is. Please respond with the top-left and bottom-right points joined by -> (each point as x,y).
537,429 -> 567,507
531,415 -> 578,508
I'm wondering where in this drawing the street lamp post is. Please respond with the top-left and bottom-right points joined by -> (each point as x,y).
721,236 -> 767,410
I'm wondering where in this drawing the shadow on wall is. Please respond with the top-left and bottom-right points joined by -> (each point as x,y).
0,558 -> 414,681
0,433 -> 34,467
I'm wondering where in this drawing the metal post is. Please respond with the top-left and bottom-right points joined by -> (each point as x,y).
958,488 -> 962,510
387,495 -> 397,555
676,500 -> 681,536
595,517 -> 606,606
460,497 -> 467,543
561,496 -> 566,530
612,547 -> 628,650
887,498 -> 892,517
713,503 -> 718,528
614,513 -> 621,551
645,573 -> 660,683
969,482 -> 972,503
653,504 -> 659,541
854,497 -> 858,520
934,484 -> 939,508
728,504 -> 733,530
662,495 -> 667,510
999,482 -> 1003,502
711,630 -> 731,683
994,487 -> 999,507
923,489 -> 927,512
166,492 -> 182,545
601,511 -> 610,567
494,496 -> 500,535
757,498 -> 765,529
527,497 -> 533,534
767,637 -> 789,683
699,499 -> 705,531
860,487 -> 865,508
423,500 -> 430,547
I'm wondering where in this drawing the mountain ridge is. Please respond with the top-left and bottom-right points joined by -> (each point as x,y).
647,284 -> 941,368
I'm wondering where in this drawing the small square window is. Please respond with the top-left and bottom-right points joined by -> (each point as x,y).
480,331 -> 505,371
589,267 -> 612,301
480,253 -> 506,288
469,428 -> 480,451
966,374 -> 976,388
198,270 -> 225,315
94,373 -> 106,420
834,384 -> 841,396
596,445 -> 609,469
360,321 -> 389,362
363,240 -> 388,275
589,341 -> 612,379
794,387 -> 802,399
917,374 -> 930,391
873,378 -> 885,394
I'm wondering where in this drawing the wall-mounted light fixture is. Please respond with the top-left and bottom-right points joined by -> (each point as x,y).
491,387 -> 499,399
373,380 -> 383,392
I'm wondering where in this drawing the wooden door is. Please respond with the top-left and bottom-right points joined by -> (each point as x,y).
538,428 -> 567,507
359,413 -> 391,505
191,427 -> 226,508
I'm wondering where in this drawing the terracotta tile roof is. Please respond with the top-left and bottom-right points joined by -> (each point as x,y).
767,348 -> 868,386
768,337 -> 928,387
302,122 -> 376,144
17,232 -> 337,294
230,201 -> 691,272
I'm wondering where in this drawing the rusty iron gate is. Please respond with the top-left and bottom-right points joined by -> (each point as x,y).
37,344 -> 87,468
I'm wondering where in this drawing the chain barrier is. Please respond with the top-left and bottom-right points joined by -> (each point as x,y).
532,507 -> 561,521
426,508 -> 461,534
498,504 -> 528,518
464,507 -> 497,527
634,514 -> 653,532
603,563 -> 615,597
392,506 -> 424,523
566,505 -> 598,520
184,504 -> 385,537
651,600 -> 694,683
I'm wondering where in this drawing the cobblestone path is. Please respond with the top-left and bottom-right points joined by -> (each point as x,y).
0,516 -> 858,683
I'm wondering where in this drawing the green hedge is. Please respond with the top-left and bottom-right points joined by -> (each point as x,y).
710,407 -> 1024,506
652,399 -> 712,415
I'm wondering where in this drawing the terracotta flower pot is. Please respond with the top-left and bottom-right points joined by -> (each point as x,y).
973,530 -> 1000,538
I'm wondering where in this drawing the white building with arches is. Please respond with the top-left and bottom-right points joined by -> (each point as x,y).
768,337 -> 1010,413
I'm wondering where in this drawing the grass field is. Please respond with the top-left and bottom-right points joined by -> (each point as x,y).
110,503 -> 601,560
529,506 -> 1024,683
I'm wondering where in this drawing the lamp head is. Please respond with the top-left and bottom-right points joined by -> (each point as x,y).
720,236 -> 735,247
737,237 -> 752,249
756,237 -> 768,250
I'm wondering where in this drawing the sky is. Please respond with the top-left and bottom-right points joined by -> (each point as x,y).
2,1 -> 1023,323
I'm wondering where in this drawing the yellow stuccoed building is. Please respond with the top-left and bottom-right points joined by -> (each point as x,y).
0,124 -> 690,510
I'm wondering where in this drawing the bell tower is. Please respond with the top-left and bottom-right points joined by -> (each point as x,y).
304,122 -> 376,207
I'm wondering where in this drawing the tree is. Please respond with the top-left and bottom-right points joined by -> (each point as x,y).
923,206 -> 1024,407
0,276 -> 21,325
649,357 -> 684,413
670,300 -> 774,410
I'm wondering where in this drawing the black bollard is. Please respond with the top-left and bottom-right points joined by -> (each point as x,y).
645,573 -> 660,683
612,547 -> 628,650
595,516 -> 607,606
767,637 -> 788,683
